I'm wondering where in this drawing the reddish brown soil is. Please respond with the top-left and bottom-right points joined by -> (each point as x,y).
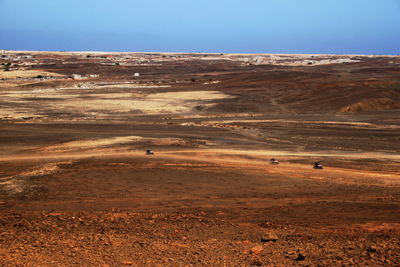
0,52 -> 399,266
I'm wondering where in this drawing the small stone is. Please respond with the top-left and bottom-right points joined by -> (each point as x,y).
250,245 -> 264,255
260,232 -> 278,242
48,212 -> 62,216
367,245 -> 377,253
368,253 -> 375,259
121,261 -> 134,265
295,253 -> 306,261
250,259 -> 263,266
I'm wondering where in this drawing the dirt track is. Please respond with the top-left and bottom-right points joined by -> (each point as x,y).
0,51 -> 399,266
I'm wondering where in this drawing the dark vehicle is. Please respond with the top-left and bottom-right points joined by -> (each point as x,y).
146,149 -> 154,155
313,161 -> 323,169
270,158 -> 279,165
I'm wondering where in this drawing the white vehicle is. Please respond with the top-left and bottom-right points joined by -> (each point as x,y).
313,162 -> 323,169
270,158 -> 279,165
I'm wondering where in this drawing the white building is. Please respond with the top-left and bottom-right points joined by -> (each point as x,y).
71,74 -> 83,79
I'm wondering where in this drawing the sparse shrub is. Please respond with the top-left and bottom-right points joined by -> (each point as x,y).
5,62 -> 11,71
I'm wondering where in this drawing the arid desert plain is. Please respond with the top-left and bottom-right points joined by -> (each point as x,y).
0,51 -> 400,266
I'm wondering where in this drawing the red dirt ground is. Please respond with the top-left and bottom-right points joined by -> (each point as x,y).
0,51 -> 399,266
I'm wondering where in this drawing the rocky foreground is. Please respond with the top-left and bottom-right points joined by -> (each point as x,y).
0,211 -> 399,266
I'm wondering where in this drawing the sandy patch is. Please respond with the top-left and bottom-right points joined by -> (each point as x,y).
0,107 -> 44,120
340,97 -> 400,112
194,119 -> 374,126
234,54 -> 361,66
180,119 -> 400,130
0,180 -> 24,194
0,70 -> 64,79
54,90 -> 233,114
149,138 -> 198,146
40,136 -> 209,153
97,84 -> 171,89
174,113 -> 263,119
85,93 -> 138,99
0,162 -> 70,194
17,163 -> 63,177
41,136 -> 145,152
0,90 -> 233,119
149,91 -> 228,100
0,82 -> 27,88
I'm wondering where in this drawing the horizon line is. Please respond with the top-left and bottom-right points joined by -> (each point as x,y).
2,49 -> 399,57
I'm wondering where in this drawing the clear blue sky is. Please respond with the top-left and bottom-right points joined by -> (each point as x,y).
1,0 -> 399,54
